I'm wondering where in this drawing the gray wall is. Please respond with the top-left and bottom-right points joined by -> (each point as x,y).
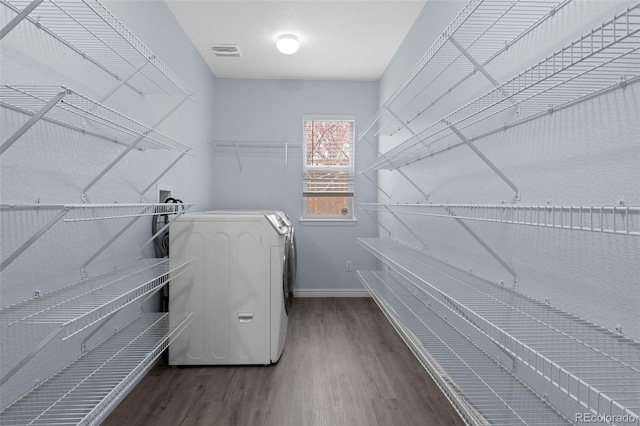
1,0 -> 216,408
211,78 -> 379,292
377,1 -> 640,339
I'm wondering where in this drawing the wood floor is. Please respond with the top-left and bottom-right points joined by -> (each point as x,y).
104,298 -> 463,426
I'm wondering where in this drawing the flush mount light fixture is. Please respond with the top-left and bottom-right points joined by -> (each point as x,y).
276,34 -> 300,55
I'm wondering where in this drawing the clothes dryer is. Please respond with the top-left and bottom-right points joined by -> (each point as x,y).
168,211 -> 293,365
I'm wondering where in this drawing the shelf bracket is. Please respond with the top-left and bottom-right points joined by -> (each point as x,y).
358,108 -> 384,142
234,141 -> 243,172
383,205 -> 429,251
81,95 -> 190,201
284,142 -> 288,170
384,106 -> 418,138
140,150 -> 190,198
81,208 -> 152,273
362,171 -> 392,200
138,286 -> 166,314
81,136 -> 145,202
449,125 -> 520,200
362,108 -> 428,202
139,205 -> 192,252
362,135 -> 429,203
0,325 -> 64,386
384,105 -> 434,150
449,36 -> 516,105
0,0 -> 43,40
1,208 -> 69,272
97,58 -> 150,104
361,208 -> 392,237
80,310 -> 120,353
446,206 -> 517,282
80,59 -> 150,127
1,89 -> 67,155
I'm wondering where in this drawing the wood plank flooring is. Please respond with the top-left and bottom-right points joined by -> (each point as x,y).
104,298 -> 463,426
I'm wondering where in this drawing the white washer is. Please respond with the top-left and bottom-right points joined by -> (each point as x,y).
168,210 -> 293,365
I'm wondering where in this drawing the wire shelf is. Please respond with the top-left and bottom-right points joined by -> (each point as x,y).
359,238 -> 640,421
0,258 -> 192,339
360,0 -> 568,141
212,140 -> 303,150
212,140 -> 303,171
0,312 -> 191,426
358,270 -> 571,426
0,202 -> 194,222
359,203 -> 640,236
1,85 -> 193,153
364,4 -> 640,171
1,0 -> 193,98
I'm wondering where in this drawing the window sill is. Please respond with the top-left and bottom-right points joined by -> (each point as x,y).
299,218 -> 358,225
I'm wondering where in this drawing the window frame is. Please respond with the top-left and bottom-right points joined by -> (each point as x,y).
301,115 -> 356,222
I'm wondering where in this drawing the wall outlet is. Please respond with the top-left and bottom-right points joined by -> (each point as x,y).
346,260 -> 352,272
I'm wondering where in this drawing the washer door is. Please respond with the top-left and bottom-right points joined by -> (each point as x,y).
287,227 -> 296,303
282,226 -> 296,315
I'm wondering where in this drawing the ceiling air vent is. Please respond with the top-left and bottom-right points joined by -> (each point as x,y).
209,44 -> 242,58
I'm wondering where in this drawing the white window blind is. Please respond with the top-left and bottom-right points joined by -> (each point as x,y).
303,117 -> 355,219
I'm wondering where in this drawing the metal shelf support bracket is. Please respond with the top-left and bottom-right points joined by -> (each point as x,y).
362,208 -> 392,237
0,325 -> 64,386
140,150 -> 190,198
97,58 -> 150,104
81,95 -> 190,201
81,210 -> 151,273
361,135 -> 429,203
384,205 -> 429,251
0,0 -> 43,40
138,286 -> 165,314
1,89 -> 67,155
80,310 -> 120,353
284,142 -> 288,170
384,105 -> 432,149
445,206 -> 518,282
449,125 -> 521,200
0,208 -> 69,272
449,36 -> 516,105
363,171 -> 392,200
139,206 -> 192,252
235,141 -> 243,172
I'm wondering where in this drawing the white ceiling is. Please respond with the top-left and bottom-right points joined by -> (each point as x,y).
164,1 -> 426,81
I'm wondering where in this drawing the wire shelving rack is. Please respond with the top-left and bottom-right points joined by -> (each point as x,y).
358,270 -> 572,426
363,4 -> 640,172
1,0 -> 197,418
212,140 -> 303,171
0,203 -> 194,273
359,0 -> 569,142
359,237 -> 640,423
1,85 -> 193,154
0,258 -> 191,389
0,0 -> 193,98
0,258 -> 191,338
0,312 -> 191,426
359,203 -> 640,236
1,202 -> 193,221
212,140 -> 303,150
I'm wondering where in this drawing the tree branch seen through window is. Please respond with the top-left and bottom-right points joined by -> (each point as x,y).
303,118 -> 354,219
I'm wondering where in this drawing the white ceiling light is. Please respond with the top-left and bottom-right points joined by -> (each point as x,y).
276,34 -> 300,55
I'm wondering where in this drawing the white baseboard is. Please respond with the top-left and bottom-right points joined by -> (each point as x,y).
294,289 -> 370,298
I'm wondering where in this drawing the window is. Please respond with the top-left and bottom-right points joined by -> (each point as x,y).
302,116 -> 355,220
